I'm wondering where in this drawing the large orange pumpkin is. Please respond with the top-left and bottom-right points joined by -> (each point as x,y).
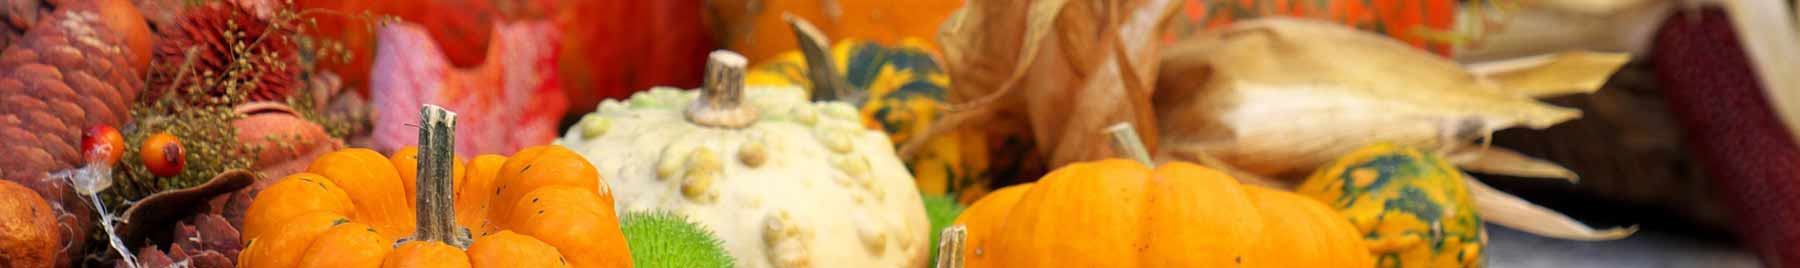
947,124 -> 1371,268
238,105 -> 630,268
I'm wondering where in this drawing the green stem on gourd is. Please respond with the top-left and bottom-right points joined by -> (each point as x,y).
785,14 -> 862,104
687,51 -> 760,128
413,104 -> 470,248
935,225 -> 967,268
1106,123 -> 1154,167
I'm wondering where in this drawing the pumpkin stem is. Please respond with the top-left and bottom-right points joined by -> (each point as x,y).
687,50 -> 760,128
935,225 -> 967,268
784,14 -> 864,104
413,104 -> 471,248
1106,123 -> 1154,167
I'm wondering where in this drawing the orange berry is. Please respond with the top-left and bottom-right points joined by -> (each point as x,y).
141,133 -> 186,177
81,125 -> 126,166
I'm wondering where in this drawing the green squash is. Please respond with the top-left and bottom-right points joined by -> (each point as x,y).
745,35 -> 1001,203
1296,143 -> 1486,268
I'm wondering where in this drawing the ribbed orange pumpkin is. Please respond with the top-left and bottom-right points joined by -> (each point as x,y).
238,105 -> 630,268
948,124 -> 1371,268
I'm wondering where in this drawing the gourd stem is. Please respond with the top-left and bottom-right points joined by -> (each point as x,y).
1106,123 -> 1154,167
414,104 -> 469,248
687,51 -> 759,128
935,225 -> 967,268
785,14 -> 862,104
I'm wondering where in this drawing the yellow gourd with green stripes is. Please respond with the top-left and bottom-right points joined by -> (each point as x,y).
1297,143 -> 1486,268
746,38 -> 996,202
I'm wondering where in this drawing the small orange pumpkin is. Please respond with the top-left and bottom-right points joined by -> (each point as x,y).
239,105 -> 630,268
947,124 -> 1371,268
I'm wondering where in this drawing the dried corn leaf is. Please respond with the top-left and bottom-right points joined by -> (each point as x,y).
1446,145 -> 1579,183
1154,18 -> 1625,183
1467,51 -> 1632,98
1466,175 -> 1636,240
911,0 -> 1178,170
1153,18 -> 1634,240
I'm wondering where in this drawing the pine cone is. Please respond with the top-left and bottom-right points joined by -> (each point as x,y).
0,0 -> 54,48
121,213 -> 237,268
115,170 -> 252,268
146,1 -> 297,104
0,7 -> 143,267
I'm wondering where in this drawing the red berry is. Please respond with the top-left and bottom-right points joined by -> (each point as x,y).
81,125 -> 126,166
141,133 -> 185,177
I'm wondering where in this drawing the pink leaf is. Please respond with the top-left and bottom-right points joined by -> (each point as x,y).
370,20 -> 565,155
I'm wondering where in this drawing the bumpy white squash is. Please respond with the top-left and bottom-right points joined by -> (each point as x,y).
559,51 -> 931,268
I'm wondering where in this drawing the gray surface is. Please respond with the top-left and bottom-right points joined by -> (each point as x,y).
1487,224 -> 1760,268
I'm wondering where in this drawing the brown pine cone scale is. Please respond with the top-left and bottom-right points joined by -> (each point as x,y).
0,8 -> 142,267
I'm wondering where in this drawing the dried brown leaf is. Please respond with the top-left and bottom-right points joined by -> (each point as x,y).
916,0 -> 1177,169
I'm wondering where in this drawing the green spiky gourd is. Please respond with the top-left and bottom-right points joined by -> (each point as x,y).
620,210 -> 735,268
1296,143 -> 1486,268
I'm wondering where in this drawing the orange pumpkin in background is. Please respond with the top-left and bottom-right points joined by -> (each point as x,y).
548,0 -> 715,114
703,0 -> 965,62
1172,0 -> 1458,55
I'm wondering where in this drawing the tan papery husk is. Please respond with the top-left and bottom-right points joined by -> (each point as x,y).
908,0 -> 1178,173
1152,18 -> 1635,186
1153,18 -> 1636,240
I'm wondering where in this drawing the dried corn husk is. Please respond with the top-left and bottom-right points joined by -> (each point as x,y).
1154,18 -> 1633,240
1456,0 -> 1800,143
906,0 -> 1179,172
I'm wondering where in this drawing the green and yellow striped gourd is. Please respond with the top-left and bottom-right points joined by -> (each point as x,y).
746,37 -> 1001,203
1297,143 -> 1486,268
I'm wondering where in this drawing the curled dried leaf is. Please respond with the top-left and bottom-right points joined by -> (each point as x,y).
910,0 -> 1178,172
117,170 -> 256,249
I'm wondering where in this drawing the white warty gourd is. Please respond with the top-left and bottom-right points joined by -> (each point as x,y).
558,51 -> 931,268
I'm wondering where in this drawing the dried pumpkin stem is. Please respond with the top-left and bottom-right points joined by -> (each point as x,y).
413,104 -> 470,248
935,225 -> 967,268
1106,123 -> 1154,167
785,14 -> 861,104
687,51 -> 760,128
